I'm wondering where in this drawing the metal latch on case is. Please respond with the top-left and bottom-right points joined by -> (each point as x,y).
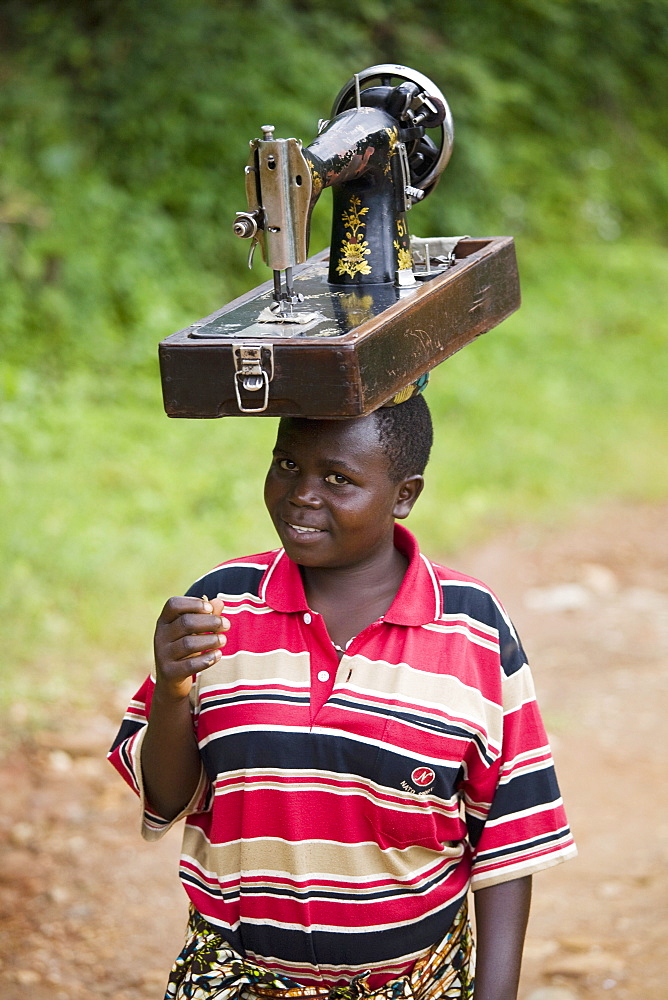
233,343 -> 275,413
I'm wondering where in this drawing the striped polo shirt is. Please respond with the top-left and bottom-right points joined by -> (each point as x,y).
108,524 -> 575,986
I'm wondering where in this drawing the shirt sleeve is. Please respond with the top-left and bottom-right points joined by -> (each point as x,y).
106,675 -> 212,842
463,610 -> 577,889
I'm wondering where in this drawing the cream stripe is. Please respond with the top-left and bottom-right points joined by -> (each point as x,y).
501,661 -> 536,714
498,745 -> 553,780
437,613 -> 499,638
471,844 -> 578,889
422,621 -> 499,651
181,829 -> 461,881
196,649 -> 310,690
342,654 -> 500,718
224,603 -> 273,614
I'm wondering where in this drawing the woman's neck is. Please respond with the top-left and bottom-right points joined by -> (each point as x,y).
301,544 -> 408,650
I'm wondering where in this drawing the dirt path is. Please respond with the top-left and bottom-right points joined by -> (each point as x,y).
1,501 -> 667,1000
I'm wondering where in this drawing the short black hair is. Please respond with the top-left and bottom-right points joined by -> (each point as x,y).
372,393 -> 433,482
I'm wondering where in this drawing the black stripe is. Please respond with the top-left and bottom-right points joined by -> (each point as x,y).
440,583 -> 527,677
236,893 -> 465,969
202,692 -> 310,711
210,860 -> 461,906
329,696 -> 494,764
473,825 -> 572,864
109,718 -> 144,753
199,730 -> 462,799
187,564 -> 265,600
487,767 -> 562,821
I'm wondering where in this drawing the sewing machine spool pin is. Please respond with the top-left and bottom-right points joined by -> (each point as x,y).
354,73 -> 362,110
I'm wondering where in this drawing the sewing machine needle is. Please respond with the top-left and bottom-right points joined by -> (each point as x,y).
285,267 -> 295,302
273,271 -> 282,305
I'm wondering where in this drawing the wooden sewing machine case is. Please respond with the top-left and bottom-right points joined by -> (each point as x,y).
159,235 -> 520,419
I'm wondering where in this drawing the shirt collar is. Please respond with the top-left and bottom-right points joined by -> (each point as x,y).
261,523 -> 442,625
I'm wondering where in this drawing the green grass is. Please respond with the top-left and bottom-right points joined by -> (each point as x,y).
1,239 -> 667,725
418,239 -> 668,541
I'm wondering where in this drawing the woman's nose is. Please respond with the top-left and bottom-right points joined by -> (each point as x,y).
288,476 -> 321,507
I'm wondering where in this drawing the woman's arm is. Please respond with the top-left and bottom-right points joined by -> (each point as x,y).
473,875 -> 532,1000
140,596 -> 229,819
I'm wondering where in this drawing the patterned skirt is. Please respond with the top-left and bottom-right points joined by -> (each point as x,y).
165,903 -> 475,1000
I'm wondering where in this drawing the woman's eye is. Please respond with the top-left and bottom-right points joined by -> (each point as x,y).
325,473 -> 349,485
278,459 -> 297,471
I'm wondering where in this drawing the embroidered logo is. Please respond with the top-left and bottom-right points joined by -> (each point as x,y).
411,766 -> 436,787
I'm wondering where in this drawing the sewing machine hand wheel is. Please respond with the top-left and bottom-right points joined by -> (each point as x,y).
331,64 -> 454,198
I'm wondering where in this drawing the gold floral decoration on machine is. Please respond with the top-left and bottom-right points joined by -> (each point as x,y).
336,197 -> 372,279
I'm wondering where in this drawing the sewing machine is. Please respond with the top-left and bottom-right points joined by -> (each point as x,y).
159,65 -> 520,418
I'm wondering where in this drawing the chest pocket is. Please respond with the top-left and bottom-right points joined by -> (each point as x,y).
366,719 -> 466,852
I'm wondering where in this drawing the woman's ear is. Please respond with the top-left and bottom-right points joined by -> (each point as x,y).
393,475 -> 425,519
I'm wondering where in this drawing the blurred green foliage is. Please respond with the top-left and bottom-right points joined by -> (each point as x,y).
1,0 -> 666,370
1,1 -> 667,719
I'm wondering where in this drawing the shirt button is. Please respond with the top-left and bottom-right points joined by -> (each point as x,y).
317,670 -> 330,683
303,612 -> 312,624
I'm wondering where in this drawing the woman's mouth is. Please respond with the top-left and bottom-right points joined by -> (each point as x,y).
285,522 -> 325,536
